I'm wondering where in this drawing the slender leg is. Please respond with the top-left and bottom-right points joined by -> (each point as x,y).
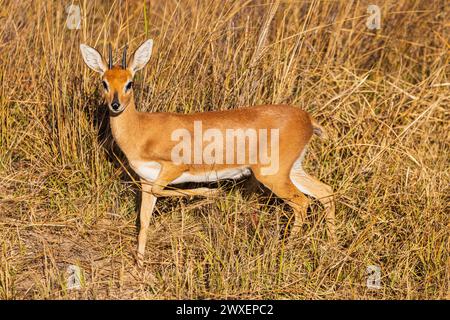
136,165 -> 222,266
277,182 -> 310,235
290,167 -> 336,241
254,171 -> 310,236
137,180 -> 157,267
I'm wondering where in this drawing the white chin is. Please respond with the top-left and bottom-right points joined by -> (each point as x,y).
109,107 -> 125,113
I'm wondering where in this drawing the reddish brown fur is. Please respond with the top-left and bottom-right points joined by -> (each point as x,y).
82,49 -> 335,267
103,78 -> 335,267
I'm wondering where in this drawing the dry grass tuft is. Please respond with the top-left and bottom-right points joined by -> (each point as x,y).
0,0 -> 448,299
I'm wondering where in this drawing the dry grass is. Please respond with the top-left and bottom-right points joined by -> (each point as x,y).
0,0 -> 448,299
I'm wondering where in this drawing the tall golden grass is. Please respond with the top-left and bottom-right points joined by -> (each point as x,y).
0,0 -> 448,299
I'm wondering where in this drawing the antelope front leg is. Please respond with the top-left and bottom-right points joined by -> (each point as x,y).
137,180 -> 157,267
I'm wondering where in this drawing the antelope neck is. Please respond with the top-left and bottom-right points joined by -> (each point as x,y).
109,97 -> 141,156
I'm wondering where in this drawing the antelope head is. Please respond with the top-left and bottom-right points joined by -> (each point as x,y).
80,39 -> 153,114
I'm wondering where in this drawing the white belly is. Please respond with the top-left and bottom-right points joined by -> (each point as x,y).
130,161 -> 251,184
172,167 -> 251,184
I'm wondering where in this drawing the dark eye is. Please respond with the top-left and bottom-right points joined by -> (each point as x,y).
102,80 -> 108,91
125,81 -> 133,92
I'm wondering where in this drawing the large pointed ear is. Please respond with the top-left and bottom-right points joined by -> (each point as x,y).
80,44 -> 107,74
128,39 -> 153,75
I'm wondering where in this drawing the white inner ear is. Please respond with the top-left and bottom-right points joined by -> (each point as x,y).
80,44 -> 107,74
129,39 -> 153,74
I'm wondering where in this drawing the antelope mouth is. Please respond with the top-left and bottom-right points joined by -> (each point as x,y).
108,104 -> 126,115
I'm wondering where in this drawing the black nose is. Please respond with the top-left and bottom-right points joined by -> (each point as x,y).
111,102 -> 120,111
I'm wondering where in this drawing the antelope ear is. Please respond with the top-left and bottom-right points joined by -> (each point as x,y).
80,44 -> 107,73
128,39 -> 153,75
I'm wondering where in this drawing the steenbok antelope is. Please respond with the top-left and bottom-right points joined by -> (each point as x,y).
80,39 -> 336,267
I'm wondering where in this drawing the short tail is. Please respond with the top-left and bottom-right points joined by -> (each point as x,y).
311,118 -> 329,140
